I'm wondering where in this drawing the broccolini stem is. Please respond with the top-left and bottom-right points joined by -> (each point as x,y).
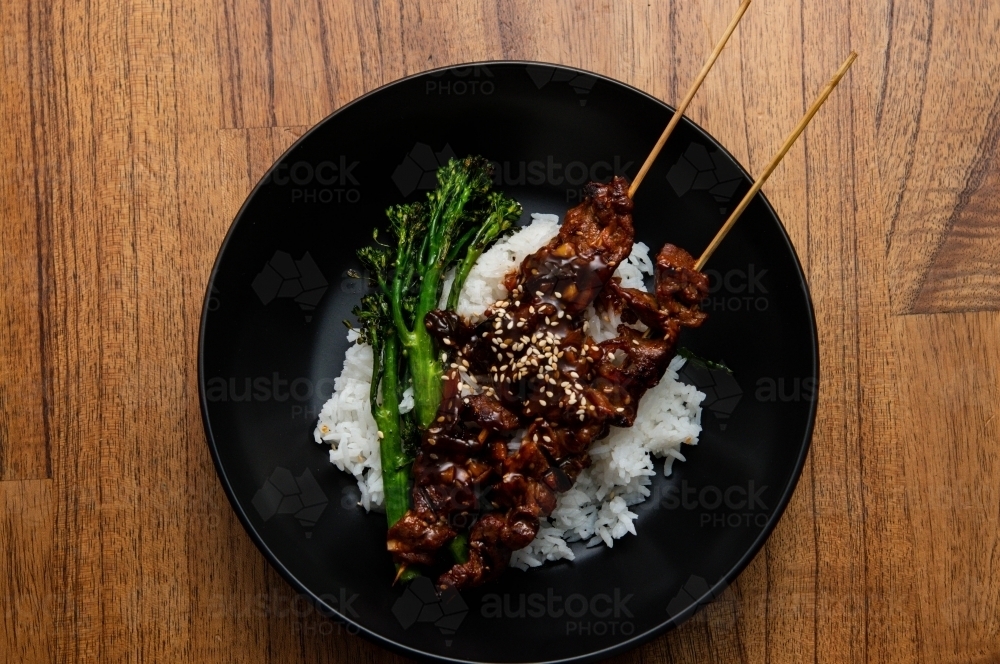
405,328 -> 443,429
404,260 -> 445,428
446,192 -> 521,310
371,333 -> 410,528
446,248 -> 483,311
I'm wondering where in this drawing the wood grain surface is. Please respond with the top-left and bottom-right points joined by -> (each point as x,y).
1,0 -> 998,662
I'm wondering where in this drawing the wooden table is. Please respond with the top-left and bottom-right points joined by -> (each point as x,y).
2,1 -> 998,661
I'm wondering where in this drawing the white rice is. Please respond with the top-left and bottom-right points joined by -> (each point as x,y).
315,213 -> 705,567
438,213 -> 562,319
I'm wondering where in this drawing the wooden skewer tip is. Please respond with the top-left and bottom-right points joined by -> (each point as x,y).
693,51 -> 857,271
628,0 -> 753,198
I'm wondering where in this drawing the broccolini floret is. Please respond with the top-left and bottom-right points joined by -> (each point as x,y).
369,156 -> 521,428
351,156 -> 521,545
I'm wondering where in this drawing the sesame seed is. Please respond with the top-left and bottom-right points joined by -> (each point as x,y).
507,321 -> 514,330
437,416 -> 445,422
543,435 -> 552,443
539,400 -> 546,406
616,407 -> 625,412
554,292 -> 562,298
443,337 -> 452,345
557,310 -> 564,318
377,431 -> 384,439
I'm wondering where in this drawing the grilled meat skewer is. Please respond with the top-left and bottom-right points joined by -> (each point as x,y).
386,176 -> 709,589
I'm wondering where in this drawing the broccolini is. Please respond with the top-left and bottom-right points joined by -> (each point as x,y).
352,156 -> 521,546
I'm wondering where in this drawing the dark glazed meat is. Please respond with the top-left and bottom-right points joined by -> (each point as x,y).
386,177 -> 711,589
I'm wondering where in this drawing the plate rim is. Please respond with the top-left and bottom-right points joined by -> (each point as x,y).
198,58 -> 820,664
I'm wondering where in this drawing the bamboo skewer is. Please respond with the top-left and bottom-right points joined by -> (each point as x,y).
628,0 -> 752,198
694,51 -> 858,271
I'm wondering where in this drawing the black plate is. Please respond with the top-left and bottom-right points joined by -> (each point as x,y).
199,62 -> 818,664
